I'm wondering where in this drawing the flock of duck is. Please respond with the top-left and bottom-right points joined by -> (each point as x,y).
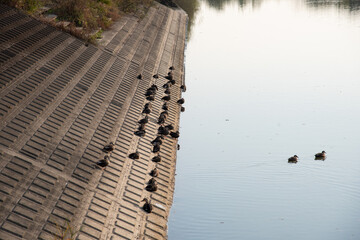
288,151 -> 326,163
96,66 -> 186,214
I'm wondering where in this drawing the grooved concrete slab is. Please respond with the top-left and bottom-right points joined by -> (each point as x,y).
0,3 -> 187,239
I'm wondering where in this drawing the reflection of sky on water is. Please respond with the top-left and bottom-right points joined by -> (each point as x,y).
169,0 -> 360,239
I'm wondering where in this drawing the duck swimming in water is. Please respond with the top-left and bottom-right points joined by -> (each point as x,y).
129,152 -> 140,160
141,198 -> 153,213
102,142 -> 115,153
96,155 -> 110,170
288,155 -> 298,163
150,167 -> 159,177
315,151 -> 326,160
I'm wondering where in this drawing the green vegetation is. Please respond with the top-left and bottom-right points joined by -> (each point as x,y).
0,0 -> 154,43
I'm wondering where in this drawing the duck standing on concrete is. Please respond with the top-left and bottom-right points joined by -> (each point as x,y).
138,116 -> 149,124
177,98 -> 185,104
141,198 -> 153,213
152,144 -> 160,153
150,167 -> 159,177
138,123 -> 146,131
146,95 -> 155,101
145,182 -> 158,192
134,130 -> 146,137
151,136 -> 163,146
129,152 -> 140,160
315,151 -> 326,160
153,74 -> 159,79
137,74 -> 143,80
164,88 -> 171,95
152,155 -> 161,163
96,155 -> 110,170
162,102 -> 169,111
170,131 -> 179,139
288,155 -> 299,163
169,66 -> 175,71
102,142 -> 115,153
148,178 -> 157,185
180,84 -> 186,92
181,106 -> 185,112
165,124 -> 174,131
161,95 -> 171,101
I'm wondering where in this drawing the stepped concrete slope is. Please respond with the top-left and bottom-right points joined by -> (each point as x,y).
0,3 -> 187,239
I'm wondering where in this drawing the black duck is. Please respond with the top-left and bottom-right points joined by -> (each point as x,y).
177,98 -> 185,104
152,145 -> 160,153
150,168 -> 159,177
162,103 -> 169,111
146,95 -> 155,101
96,155 -> 110,170
180,85 -> 186,92
164,89 -> 171,95
181,106 -> 185,112
288,155 -> 298,163
170,131 -> 179,139
145,182 -> 158,192
148,177 -> 157,185
129,152 -> 140,160
102,142 -> 115,153
153,74 -> 159,79
161,95 -> 171,101
152,155 -> 161,163
138,116 -> 149,124
134,130 -> 146,137
137,74 -> 143,80
141,198 -> 153,213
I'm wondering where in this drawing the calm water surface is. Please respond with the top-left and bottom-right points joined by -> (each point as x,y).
168,0 -> 360,239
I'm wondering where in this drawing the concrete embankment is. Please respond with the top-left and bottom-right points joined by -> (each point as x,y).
0,2 -> 187,239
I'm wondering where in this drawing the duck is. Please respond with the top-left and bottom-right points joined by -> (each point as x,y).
151,136 -> 164,146
163,83 -> 170,89
157,116 -> 166,125
146,95 -> 155,101
142,107 -> 151,115
144,102 -> 152,109
138,123 -> 146,131
158,126 -> 169,136
288,155 -> 298,163
137,74 -> 143,80
164,89 -> 171,95
181,106 -> 185,112
145,89 -> 155,97
150,84 -> 158,91
141,198 -> 153,213
161,95 -> 170,101
138,116 -> 149,124
148,177 -> 157,185
96,155 -> 110,170
129,152 -> 140,160
145,182 -> 158,192
152,145 -> 160,153
102,142 -> 115,153
180,85 -> 186,92
169,66 -> 175,71
134,130 -> 146,137
177,98 -> 185,104
170,131 -> 179,139
165,72 -> 173,80
152,155 -> 161,163
165,124 -> 174,130
153,74 -> 159,79
177,144 -> 180,150
150,167 -> 159,177
315,151 -> 326,160
167,79 -> 176,85
162,103 -> 169,111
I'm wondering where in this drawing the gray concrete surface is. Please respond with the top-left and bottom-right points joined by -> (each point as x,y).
0,3 -> 187,239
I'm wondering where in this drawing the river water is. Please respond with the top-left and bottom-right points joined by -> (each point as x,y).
168,0 -> 360,239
